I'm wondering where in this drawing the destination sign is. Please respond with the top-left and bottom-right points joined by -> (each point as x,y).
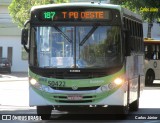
39,9 -> 111,21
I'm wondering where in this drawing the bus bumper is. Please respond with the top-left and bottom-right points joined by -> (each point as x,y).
29,86 -> 127,107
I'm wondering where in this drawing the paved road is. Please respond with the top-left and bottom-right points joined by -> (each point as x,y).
0,72 -> 28,80
0,72 -> 28,106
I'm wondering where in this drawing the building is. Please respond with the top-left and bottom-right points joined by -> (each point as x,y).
0,0 -> 28,72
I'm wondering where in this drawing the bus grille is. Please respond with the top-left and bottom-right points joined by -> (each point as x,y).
49,86 -> 99,91
49,72 -> 107,79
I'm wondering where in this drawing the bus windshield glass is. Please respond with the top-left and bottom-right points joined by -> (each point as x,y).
33,25 -> 122,68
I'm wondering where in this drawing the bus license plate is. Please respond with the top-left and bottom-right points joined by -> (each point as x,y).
67,95 -> 82,100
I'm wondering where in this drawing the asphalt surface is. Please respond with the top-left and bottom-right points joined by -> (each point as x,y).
0,72 -> 28,78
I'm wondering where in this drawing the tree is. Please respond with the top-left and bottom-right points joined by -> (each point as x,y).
8,0 -> 68,28
111,0 -> 160,38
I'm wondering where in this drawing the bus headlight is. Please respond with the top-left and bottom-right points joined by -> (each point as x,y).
101,85 -> 110,92
101,78 -> 123,92
30,78 -> 42,90
29,78 -> 54,92
41,85 -> 52,92
108,78 -> 123,90
114,78 -> 123,85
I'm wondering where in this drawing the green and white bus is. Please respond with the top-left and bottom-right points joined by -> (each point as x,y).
21,2 -> 144,119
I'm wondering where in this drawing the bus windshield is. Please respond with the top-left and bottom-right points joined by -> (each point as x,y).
33,25 -> 122,68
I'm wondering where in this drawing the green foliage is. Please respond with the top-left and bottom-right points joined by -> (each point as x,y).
111,0 -> 160,22
111,0 -> 160,38
8,0 -> 69,28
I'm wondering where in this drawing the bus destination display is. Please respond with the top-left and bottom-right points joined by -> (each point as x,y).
40,10 -> 111,21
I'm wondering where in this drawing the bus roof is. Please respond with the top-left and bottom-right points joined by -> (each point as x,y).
122,7 -> 142,21
144,38 -> 160,44
31,2 -> 122,11
31,2 -> 142,21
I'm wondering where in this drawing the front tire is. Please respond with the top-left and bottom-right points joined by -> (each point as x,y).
114,106 -> 129,119
129,99 -> 139,111
37,106 -> 53,120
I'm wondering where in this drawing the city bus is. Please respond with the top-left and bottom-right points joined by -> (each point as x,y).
144,38 -> 160,86
21,2 -> 144,119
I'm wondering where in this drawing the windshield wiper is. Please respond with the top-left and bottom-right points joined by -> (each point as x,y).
79,25 -> 98,46
53,25 -> 72,43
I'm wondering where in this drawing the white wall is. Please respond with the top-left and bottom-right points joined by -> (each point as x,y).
0,0 -> 28,72
0,36 -> 28,72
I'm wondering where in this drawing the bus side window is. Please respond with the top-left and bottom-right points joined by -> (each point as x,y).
145,45 -> 152,60
158,52 -> 160,59
158,45 -> 160,59
146,52 -> 152,60
152,51 -> 156,60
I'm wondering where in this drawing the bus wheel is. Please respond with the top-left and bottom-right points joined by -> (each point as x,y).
115,106 -> 129,119
145,69 -> 155,86
37,106 -> 53,120
129,99 -> 139,111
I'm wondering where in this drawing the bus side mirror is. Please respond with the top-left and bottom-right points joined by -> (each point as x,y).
21,29 -> 28,45
124,30 -> 131,56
